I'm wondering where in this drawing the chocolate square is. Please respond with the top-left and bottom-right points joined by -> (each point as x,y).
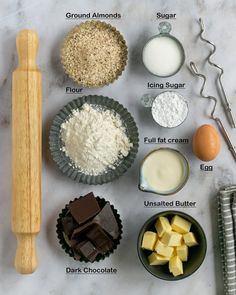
71,221 -> 94,240
79,241 -> 100,262
61,215 -> 78,238
93,203 -> 119,239
68,192 -> 100,224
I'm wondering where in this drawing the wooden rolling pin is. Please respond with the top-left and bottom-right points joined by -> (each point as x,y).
11,30 -> 42,274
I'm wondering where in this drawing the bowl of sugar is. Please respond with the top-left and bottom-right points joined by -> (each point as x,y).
142,22 -> 185,78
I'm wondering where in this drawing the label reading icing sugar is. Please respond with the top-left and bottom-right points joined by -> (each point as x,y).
144,200 -> 196,208
66,12 -> 121,19
66,267 -> 118,274
66,87 -> 83,94
156,12 -> 177,19
144,137 -> 189,144
147,82 -> 186,90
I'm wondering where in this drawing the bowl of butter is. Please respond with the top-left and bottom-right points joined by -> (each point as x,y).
137,211 -> 207,280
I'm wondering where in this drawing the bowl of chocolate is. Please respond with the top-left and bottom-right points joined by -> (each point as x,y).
57,192 -> 123,262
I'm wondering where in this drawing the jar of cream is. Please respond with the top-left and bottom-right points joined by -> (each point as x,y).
139,148 -> 189,196
142,22 -> 185,77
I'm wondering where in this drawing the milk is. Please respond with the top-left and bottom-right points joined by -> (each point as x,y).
143,36 -> 183,77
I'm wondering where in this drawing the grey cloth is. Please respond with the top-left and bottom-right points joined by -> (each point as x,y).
218,186 -> 236,295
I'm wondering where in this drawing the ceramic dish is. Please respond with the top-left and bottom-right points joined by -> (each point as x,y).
137,211 -> 207,281
57,196 -> 123,262
49,95 -> 139,184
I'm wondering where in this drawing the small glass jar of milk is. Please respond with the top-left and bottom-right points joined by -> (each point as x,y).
142,22 -> 185,77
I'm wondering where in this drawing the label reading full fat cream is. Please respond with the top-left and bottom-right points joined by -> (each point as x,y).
66,12 -> 121,19
144,200 -> 196,208
66,267 -> 118,274
144,137 -> 189,144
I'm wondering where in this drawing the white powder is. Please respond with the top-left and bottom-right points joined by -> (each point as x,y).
151,91 -> 188,128
60,103 -> 133,176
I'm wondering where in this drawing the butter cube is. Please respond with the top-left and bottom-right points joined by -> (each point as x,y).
155,216 -> 172,237
148,252 -> 170,265
161,231 -> 183,247
141,231 -> 157,251
171,215 -> 191,234
183,232 -> 198,247
176,244 -> 188,261
169,256 -> 183,277
155,240 -> 174,257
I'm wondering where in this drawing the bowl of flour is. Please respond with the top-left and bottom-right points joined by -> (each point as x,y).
151,91 -> 188,128
49,95 -> 139,184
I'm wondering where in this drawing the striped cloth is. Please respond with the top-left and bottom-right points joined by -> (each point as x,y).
218,186 -> 236,295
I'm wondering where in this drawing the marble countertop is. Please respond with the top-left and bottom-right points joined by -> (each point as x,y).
1,0 -> 236,294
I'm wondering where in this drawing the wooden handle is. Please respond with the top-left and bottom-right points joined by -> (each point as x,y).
12,29 -> 42,274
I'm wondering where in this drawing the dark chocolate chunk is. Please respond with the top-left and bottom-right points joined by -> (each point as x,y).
79,241 -> 100,262
71,221 -> 94,240
68,192 -> 100,224
86,224 -> 114,254
61,216 -> 78,238
93,203 -> 119,239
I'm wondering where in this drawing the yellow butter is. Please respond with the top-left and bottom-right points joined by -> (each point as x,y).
148,252 -> 170,265
169,256 -> 183,277
141,231 -> 157,251
155,240 -> 174,257
155,216 -> 172,237
176,244 -> 188,261
161,231 -> 182,247
183,232 -> 198,247
171,215 -> 191,234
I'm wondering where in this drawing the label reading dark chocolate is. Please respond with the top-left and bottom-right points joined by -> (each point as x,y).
156,12 -> 176,19
66,267 -> 118,274
147,82 -> 186,89
144,137 -> 189,144
200,164 -> 213,171
66,87 -> 83,94
144,201 -> 196,208
66,12 -> 121,19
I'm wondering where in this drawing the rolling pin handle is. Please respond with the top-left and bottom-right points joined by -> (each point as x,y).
15,233 -> 37,274
16,29 -> 39,71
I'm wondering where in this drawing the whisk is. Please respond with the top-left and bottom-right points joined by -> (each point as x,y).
190,61 -> 236,161
199,18 -> 236,128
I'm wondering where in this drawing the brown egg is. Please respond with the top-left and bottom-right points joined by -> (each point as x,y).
192,124 -> 220,161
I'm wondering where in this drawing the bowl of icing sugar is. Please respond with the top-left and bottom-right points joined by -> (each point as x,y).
151,91 -> 188,128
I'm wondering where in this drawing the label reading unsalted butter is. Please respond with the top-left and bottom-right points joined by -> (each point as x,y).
144,200 -> 197,208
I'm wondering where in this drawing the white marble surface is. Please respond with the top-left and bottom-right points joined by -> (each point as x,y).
1,0 -> 236,294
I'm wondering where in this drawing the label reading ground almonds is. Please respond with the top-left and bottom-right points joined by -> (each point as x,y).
66,267 -> 118,274
66,12 -> 121,19
144,137 -> 189,144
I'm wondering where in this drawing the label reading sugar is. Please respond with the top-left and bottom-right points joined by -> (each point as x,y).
66,267 -> 118,274
66,12 -> 121,19
156,12 -> 177,20
66,87 -> 83,94
147,82 -> 186,90
144,200 -> 196,208
200,164 -> 213,171
144,137 -> 189,144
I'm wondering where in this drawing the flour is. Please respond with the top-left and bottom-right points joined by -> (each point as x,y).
60,103 -> 133,176
151,91 -> 188,128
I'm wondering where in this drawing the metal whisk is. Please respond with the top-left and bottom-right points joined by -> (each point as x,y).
190,61 -> 236,161
199,18 -> 236,128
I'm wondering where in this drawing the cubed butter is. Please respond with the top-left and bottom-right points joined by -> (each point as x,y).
155,216 -> 172,237
171,215 -> 191,234
148,252 -> 170,265
183,232 -> 198,247
155,240 -> 174,257
169,256 -> 183,277
176,244 -> 188,261
141,231 -> 157,251
161,231 -> 183,247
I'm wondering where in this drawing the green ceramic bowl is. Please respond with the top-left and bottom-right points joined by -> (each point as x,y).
137,211 -> 207,281
49,95 -> 139,184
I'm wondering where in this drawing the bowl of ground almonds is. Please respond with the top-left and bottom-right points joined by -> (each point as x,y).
49,95 -> 139,184
60,21 -> 128,87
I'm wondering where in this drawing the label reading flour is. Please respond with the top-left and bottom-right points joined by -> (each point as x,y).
66,267 -> 118,274
144,137 -> 189,144
144,200 -> 196,208
65,87 -> 83,94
